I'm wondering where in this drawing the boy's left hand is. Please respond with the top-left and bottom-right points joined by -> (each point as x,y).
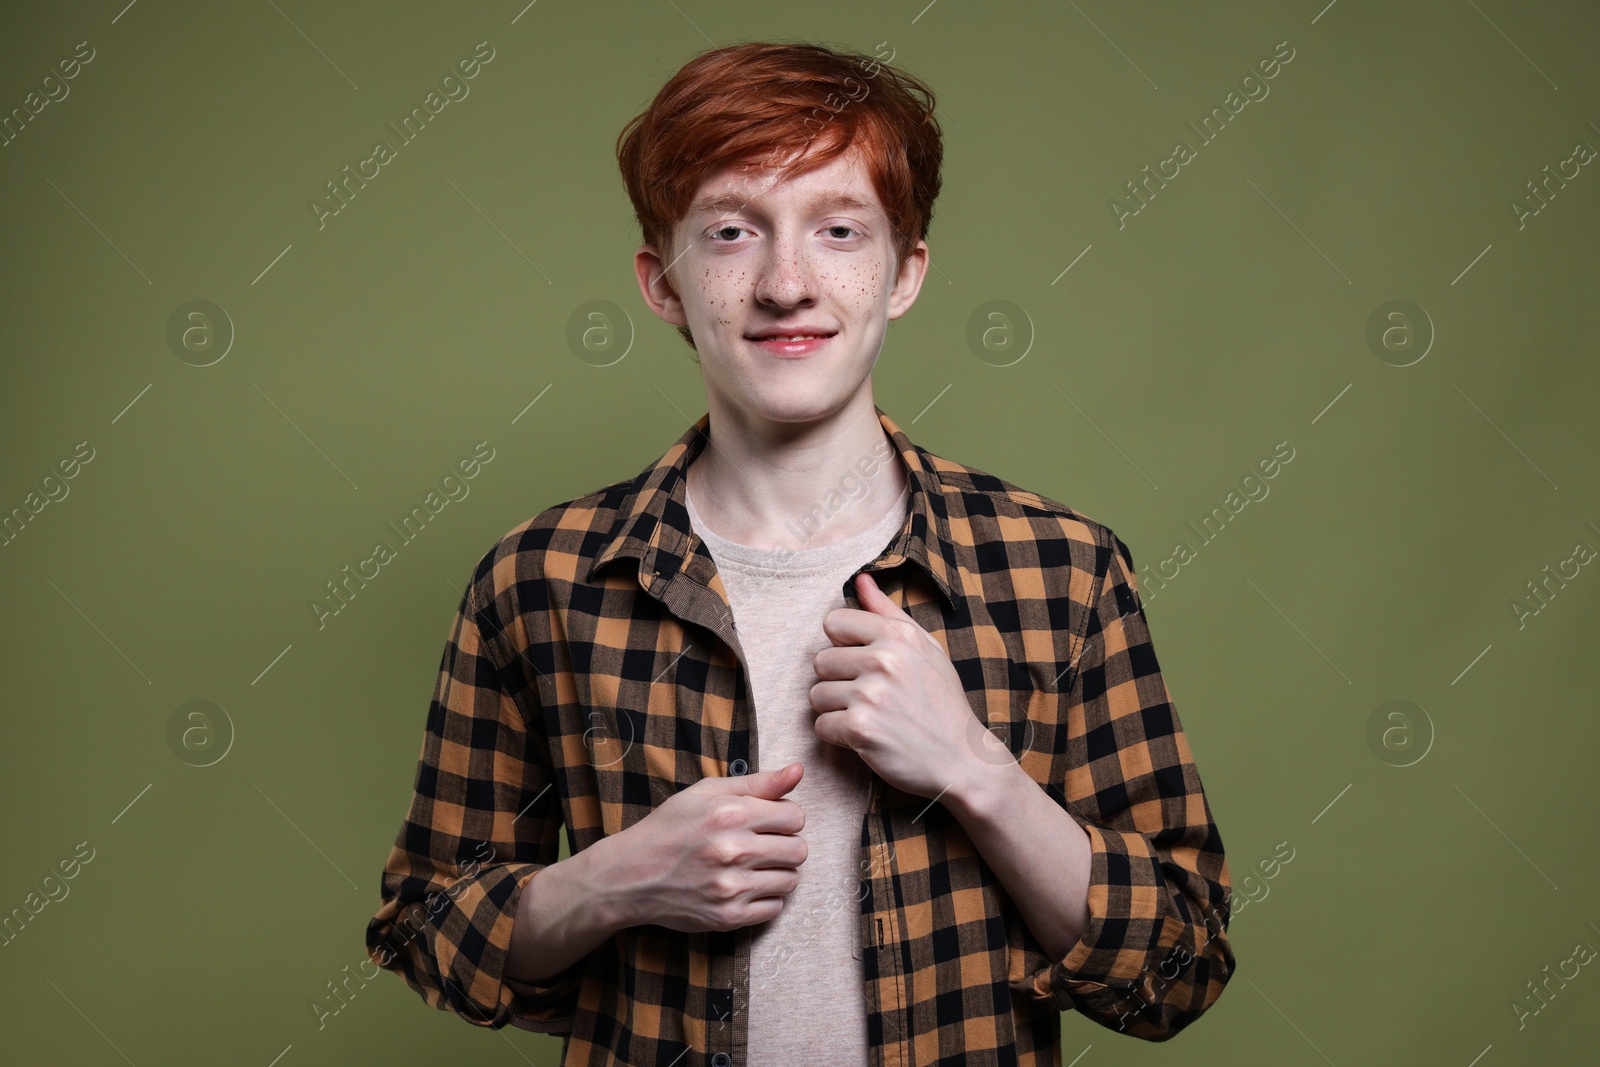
809,571 -> 1001,803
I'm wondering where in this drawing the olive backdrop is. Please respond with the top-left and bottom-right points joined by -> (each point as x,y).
2,1 -> 1597,1064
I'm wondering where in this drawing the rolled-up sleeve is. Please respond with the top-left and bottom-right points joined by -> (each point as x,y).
1026,531 -> 1235,1040
364,561 -> 585,1032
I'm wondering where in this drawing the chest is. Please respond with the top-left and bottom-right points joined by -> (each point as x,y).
535,558 -> 1068,852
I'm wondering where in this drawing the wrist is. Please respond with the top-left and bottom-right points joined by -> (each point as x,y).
578,831 -> 646,932
945,751 -> 1032,830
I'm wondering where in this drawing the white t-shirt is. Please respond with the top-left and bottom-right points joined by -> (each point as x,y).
685,474 -> 911,1067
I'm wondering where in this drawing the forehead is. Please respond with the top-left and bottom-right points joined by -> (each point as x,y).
685,147 -> 883,219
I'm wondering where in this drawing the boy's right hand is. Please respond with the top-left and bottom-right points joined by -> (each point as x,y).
606,760 -> 808,933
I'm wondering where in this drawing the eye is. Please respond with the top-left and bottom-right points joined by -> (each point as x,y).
825,224 -> 859,239
708,224 -> 748,242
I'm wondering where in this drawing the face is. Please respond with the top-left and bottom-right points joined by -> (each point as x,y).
634,143 -> 929,427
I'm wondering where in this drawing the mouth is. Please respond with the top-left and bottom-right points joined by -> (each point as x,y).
744,329 -> 838,358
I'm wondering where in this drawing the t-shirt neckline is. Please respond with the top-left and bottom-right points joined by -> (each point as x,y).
685,474 -> 910,576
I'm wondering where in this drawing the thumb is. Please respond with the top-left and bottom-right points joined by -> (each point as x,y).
856,571 -> 908,619
856,572 -> 938,648
725,759 -> 802,797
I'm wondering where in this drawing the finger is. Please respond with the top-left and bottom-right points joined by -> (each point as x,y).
739,795 -> 808,835
743,833 -> 809,871
820,606 -> 890,647
736,868 -> 803,899
810,708 -> 857,752
807,679 -> 853,713
811,644 -> 880,681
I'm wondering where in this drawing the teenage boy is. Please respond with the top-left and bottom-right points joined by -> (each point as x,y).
366,40 -> 1234,1066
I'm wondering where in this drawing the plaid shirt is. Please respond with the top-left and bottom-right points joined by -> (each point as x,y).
365,405 -> 1235,1065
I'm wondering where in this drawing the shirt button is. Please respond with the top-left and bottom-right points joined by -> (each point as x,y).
729,759 -> 747,776
712,1055 -> 732,1067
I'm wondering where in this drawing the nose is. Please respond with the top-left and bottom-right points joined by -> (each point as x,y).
752,231 -> 818,309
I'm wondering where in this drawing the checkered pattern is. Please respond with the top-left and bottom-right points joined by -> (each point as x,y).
365,405 -> 1235,1063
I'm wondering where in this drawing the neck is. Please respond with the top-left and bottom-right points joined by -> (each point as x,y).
685,391 -> 908,552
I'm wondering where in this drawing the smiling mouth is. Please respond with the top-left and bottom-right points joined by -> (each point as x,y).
744,331 -> 838,341
745,333 -> 836,356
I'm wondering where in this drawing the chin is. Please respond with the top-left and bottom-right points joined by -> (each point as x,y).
738,378 -> 869,425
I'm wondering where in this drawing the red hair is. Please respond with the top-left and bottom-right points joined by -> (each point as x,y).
616,40 -> 944,349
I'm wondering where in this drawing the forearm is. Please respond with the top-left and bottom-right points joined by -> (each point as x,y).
505,833 -> 636,983
945,756 -> 1093,962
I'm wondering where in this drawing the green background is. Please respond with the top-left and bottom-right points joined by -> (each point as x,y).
3,1 -> 1597,1064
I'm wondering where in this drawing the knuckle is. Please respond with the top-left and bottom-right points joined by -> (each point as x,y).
845,714 -> 873,748
710,798 -> 743,831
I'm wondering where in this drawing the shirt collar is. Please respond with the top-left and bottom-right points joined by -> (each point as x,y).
584,404 -> 966,614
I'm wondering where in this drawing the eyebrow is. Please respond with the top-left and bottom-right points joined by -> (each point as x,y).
686,190 -> 879,219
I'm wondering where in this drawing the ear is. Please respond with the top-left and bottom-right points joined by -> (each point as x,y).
886,238 -> 930,322
634,241 -> 688,328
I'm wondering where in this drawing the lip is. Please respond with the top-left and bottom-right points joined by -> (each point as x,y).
745,331 -> 836,358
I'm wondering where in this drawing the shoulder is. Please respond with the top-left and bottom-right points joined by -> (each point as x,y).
920,446 -> 1147,661
462,475 -> 637,627
919,445 -> 1129,576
